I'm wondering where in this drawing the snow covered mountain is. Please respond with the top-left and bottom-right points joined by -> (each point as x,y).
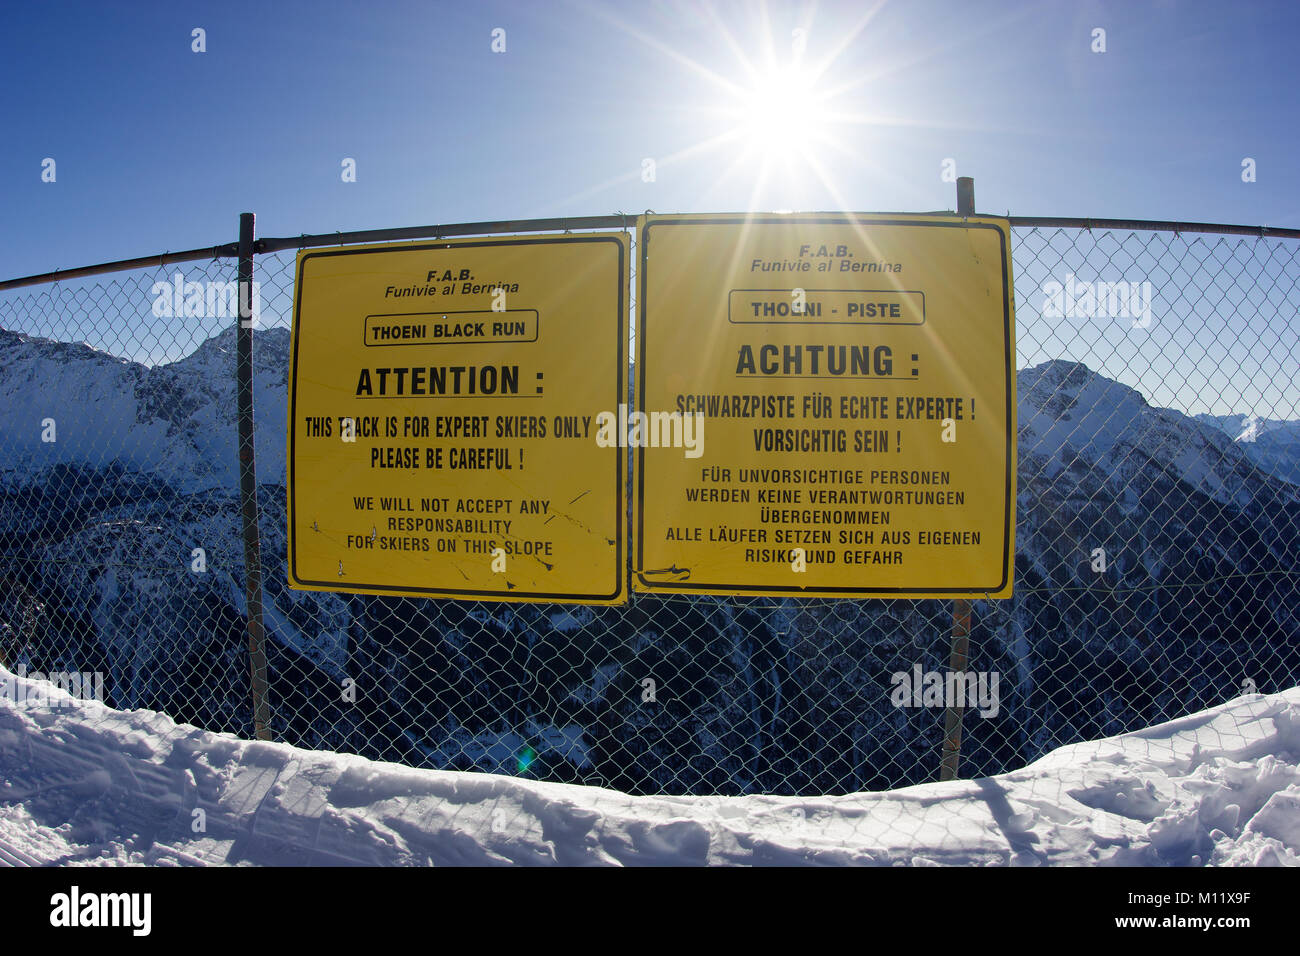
1,325 -> 1297,796
1195,412 -> 1300,487
0,325 -> 288,493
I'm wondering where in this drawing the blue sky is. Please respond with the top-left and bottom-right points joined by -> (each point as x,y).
3,0 -> 1297,276
1,0 -> 1298,419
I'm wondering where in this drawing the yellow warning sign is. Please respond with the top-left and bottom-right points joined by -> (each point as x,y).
288,234 -> 628,603
633,213 -> 1016,598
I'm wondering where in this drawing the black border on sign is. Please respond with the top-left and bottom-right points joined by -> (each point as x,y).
634,215 -> 1014,597
289,236 -> 626,602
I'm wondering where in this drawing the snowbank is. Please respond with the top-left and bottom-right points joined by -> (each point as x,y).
1,664 -> 1297,866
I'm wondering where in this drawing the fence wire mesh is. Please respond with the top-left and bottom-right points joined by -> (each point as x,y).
1,223 -> 1297,797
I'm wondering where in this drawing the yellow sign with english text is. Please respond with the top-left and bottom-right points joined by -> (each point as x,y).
288,234 -> 628,603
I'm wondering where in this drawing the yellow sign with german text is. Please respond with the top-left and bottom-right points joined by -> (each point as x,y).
633,213 -> 1016,598
288,234 -> 628,603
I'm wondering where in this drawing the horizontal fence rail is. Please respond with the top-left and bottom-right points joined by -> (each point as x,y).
1,209 -> 1297,797
9,212 -> 1298,292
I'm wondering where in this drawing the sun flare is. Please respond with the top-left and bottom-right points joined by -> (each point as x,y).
550,4 -> 893,211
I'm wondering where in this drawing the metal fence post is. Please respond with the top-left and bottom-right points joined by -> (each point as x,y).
237,211 -> 272,741
939,177 -> 977,781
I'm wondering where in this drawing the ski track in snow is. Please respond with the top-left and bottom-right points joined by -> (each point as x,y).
1,665 -> 1298,866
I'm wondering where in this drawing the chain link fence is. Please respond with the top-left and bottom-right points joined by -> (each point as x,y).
1,218 -> 1297,797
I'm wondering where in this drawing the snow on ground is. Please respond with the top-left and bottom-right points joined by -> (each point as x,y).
1,664 -> 1298,866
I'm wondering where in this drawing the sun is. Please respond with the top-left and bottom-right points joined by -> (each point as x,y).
545,5 -> 894,211
735,64 -> 830,162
